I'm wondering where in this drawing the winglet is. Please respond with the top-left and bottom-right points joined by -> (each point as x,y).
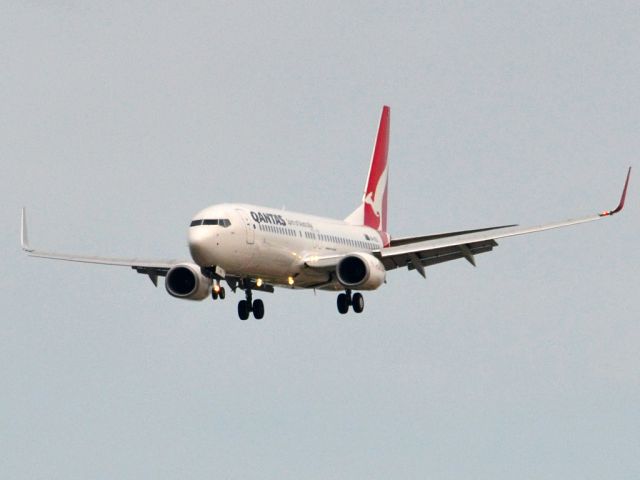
21,208 -> 33,252
600,167 -> 631,217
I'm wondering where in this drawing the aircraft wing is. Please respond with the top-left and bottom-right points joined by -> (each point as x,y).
20,208 -> 181,286
375,167 -> 631,277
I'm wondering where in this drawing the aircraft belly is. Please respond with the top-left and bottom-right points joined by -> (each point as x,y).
246,241 -> 295,277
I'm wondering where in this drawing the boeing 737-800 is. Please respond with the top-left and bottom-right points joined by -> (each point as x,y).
21,106 -> 630,320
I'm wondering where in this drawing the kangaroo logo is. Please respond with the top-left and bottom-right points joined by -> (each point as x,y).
364,166 -> 389,226
363,163 -> 388,230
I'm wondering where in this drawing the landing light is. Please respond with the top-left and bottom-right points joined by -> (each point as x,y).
213,284 -> 221,293
256,278 -> 263,287
287,276 -> 294,286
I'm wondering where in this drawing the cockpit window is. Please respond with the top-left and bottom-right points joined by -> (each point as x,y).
191,218 -> 231,228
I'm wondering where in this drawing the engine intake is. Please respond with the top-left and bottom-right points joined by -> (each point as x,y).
336,253 -> 386,290
165,263 -> 212,301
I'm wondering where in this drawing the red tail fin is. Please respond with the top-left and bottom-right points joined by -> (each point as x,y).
344,106 -> 390,245
363,105 -> 390,232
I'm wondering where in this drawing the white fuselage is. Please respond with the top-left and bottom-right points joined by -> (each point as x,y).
188,203 -> 384,290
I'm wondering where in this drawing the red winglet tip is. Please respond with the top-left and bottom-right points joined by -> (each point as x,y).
608,166 -> 631,216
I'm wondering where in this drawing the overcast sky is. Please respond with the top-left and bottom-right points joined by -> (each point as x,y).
1,2 -> 639,479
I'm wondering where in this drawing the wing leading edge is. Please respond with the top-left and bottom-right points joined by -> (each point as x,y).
376,167 -> 631,277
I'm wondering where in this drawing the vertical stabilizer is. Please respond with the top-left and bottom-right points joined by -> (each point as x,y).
345,106 -> 390,238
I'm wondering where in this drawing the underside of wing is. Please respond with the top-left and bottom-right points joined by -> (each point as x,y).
379,238 -> 498,276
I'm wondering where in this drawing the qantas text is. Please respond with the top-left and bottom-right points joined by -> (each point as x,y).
250,211 -> 287,226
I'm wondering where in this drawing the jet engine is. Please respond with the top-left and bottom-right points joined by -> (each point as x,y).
336,253 -> 386,290
165,263 -> 212,300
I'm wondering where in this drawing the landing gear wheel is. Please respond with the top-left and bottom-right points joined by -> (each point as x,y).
238,300 -> 250,320
211,289 -> 218,300
252,299 -> 264,319
337,293 -> 349,314
219,287 -> 226,300
352,293 -> 364,313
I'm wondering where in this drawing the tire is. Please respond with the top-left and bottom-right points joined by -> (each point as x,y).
337,293 -> 349,314
352,292 -> 364,313
238,300 -> 250,320
219,287 -> 226,300
252,299 -> 265,320
211,289 -> 218,300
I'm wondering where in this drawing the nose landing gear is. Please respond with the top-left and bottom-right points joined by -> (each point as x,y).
337,290 -> 364,314
211,282 -> 226,300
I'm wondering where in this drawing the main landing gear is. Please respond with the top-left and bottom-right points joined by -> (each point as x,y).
337,289 -> 364,314
237,287 -> 264,321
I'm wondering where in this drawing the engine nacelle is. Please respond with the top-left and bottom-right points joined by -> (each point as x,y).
165,263 -> 212,301
336,253 -> 386,290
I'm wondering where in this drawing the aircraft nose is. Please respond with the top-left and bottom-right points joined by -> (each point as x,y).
188,227 -> 212,265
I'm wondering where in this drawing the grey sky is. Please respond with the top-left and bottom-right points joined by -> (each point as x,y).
2,2 -> 639,479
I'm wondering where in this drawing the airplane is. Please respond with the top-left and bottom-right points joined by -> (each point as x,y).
21,106 -> 631,320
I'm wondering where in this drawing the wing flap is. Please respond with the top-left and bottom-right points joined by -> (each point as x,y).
388,225 -> 515,247
380,239 -> 497,272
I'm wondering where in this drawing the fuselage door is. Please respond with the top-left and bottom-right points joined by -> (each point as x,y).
238,209 -> 255,244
